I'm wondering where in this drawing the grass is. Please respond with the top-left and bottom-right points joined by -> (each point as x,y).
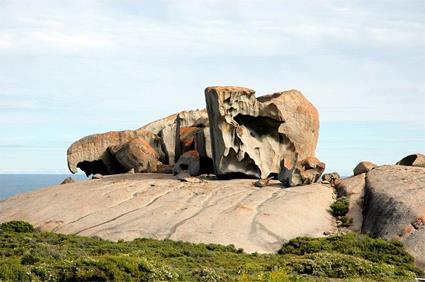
0,221 -> 422,281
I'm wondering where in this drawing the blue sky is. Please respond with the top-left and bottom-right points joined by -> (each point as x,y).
0,0 -> 424,175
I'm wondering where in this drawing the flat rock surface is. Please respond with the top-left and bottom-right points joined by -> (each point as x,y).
0,174 -> 335,253
363,165 -> 425,270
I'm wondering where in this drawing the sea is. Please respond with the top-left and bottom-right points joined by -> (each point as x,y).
0,174 -> 88,201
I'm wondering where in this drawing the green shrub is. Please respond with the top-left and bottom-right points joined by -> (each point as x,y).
330,197 -> 349,217
0,220 -> 35,233
0,221 -> 421,281
339,216 -> 354,227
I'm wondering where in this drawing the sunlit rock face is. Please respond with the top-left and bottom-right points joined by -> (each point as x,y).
205,86 -> 320,179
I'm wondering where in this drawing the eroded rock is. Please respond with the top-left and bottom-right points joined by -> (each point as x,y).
173,150 -> 200,176
67,129 -> 165,176
321,172 -> 341,186
110,137 -> 162,173
279,156 -> 325,187
396,153 -> 425,168
205,86 -> 319,179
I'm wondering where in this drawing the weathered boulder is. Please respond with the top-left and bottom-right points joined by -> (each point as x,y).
0,174 -> 336,254
279,156 -> 325,187
205,86 -> 319,179
141,109 -> 210,165
173,150 -> 200,176
321,172 -> 341,186
362,165 -> 425,270
67,110 -> 210,176
110,137 -> 162,173
67,129 -> 165,176
335,173 -> 366,232
396,153 -> 425,168
353,161 -> 376,176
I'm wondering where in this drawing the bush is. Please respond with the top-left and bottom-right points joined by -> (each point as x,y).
330,197 -> 349,217
0,221 -> 35,233
0,221 -> 421,281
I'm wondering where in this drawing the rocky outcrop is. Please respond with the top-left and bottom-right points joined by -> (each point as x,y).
397,153 -> 425,168
362,165 -> 425,270
278,156 -> 325,187
353,161 -> 376,176
67,129 -> 165,176
0,174 -> 335,254
205,86 -> 320,179
141,109 -> 210,166
67,110 -> 210,175
110,137 -> 162,173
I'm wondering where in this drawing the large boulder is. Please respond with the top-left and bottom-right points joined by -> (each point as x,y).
67,129 -> 165,176
0,174 -> 335,254
362,165 -> 425,270
110,137 -> 162,173
67,110 -> 210,175
396,153 -> 425,168
205,86 -> 319,179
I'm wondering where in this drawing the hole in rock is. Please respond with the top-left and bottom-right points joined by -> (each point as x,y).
180,164 -> 189,170
77,160 -> 109,177
233,114 -> 284,138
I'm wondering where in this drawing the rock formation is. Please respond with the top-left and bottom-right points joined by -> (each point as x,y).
67,129 -> 165,176
278,156 -> 325,187
362,165 -> 425,270
173,150 -> 200,176
110,137 -> 162,173
353,161 -> 376,176
67,110 -> 210,176
397,153 -> 425,168
321,172 -> 341,186
205,86 -> 320,180
0,173 -> 335,254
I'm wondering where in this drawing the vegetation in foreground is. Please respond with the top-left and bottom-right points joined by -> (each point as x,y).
0,221 -> 422,281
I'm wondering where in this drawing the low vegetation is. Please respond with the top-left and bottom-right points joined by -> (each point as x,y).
0,221 -> 422,281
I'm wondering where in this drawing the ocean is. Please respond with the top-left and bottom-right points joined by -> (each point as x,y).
0,174 -> 88,201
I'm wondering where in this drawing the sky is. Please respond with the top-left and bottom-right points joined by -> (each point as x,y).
0,0 -> 424,176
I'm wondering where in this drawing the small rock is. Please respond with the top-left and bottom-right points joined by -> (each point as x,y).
353,161 -> 376,175
173,150 -> 200,176
253,177 -> 274,188
127,168 -> 135,174
176,171 -> 203,183
92,174 -> 103,179
61,177 -> 75,185
321,172 -> 341,186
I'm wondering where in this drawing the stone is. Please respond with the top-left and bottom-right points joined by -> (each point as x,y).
353,161 -> 376,176
141,109 -> 210,166
109,137 -> 162,173
0,174 -> 335,254
321,172 -> 341,186
396,153 -> 425,168
278,156 -> 325,187
173,150 -> 200,176
205,86 -> 319,179
61,177 -> 75,185
67,129 -> 166,176
335,173 -> 366,232
92,174 -> 103,179
362,165 -> 425,270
